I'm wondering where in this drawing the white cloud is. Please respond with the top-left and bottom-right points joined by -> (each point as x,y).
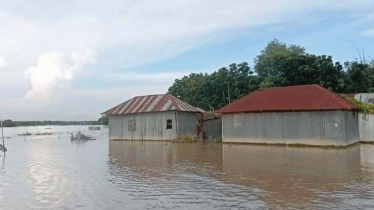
0,0 -> 373,120
24,49 -> 97,103
0,84 -> 170,120
0,56 -> 5,68
0,0 -> 372,67
106,72 -> 189,83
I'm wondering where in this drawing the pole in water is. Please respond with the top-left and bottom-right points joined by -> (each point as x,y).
1,121 -> 6,152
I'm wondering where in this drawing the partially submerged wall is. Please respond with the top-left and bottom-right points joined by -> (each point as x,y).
109,111 -> 199,141
359,113 -> 374,142
203,118 -> 222,139
222,111 -> 359,146
109,111 -> 177,141
176,112 -> 198,137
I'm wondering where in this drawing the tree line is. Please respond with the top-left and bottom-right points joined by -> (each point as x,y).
168,39 -> 374,111
1,118 -> 109,127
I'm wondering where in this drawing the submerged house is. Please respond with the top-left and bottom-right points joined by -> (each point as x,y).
353,93 -> 374,142
354,93 -> 374,105
103,94 -> 203,141
217,85 -> 360,146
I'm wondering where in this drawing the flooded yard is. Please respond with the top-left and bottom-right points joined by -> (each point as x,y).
0,126 -> 374,209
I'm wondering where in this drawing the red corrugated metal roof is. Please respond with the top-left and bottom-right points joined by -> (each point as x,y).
103,94 -> 202,115
217,84 -> 359,114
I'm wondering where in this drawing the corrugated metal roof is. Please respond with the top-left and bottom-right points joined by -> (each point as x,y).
103,94 -> 202,115
217,84 -> 360,114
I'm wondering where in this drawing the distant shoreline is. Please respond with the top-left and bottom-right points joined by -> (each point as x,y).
2,121 -> 105,127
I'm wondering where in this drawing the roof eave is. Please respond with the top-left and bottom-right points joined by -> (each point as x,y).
107,110 -> 203,116
219,108 -> 361,115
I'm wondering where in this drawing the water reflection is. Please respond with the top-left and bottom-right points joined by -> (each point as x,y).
109,141 -> 374,209
108,141 -> 268,209
25,143 -> 72,210
223,145 -> 373,209
1,126 -> 374,209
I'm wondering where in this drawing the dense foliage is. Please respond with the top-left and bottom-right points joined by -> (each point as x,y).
168,39 -> 374,111
168,62 -> 259,111
98,115 -> 109,125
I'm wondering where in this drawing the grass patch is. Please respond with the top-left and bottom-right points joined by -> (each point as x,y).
18,132 -> 53,136
212,137 -> 222,143
342,95 -> 374,114
172,135 -> 200,143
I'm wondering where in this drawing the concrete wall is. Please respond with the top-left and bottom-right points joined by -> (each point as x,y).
359,113 -> 374,142
222,111 -> 359,146
109,111 -> 199,141
355,93 -> 374,104
203,118 -> 222,138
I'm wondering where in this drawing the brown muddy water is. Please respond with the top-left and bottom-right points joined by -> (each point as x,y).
0,126 -> 374,209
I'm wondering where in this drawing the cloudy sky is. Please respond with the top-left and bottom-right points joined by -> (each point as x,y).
0,0 -> 374,120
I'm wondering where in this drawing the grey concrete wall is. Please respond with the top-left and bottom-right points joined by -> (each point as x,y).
355,93 -> 374,104
109,111 -> 177,140
359,113 -> 374,142
222,111 -> 359,146
203,118 -> 222,138
176,112 -> 198,137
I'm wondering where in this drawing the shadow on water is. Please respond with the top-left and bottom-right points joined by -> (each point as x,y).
108,141 -> 374,209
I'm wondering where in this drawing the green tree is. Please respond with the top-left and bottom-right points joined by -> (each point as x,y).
255,39 -> 344,92
98,115 -> 109,125
168,62 -> 259,110
169,39 -> 374,113
344,60 -> 374,93
254,38 -> 305,80
2,120 -> 17,127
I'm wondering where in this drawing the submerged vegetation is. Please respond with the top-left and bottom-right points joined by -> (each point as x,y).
18,132 -> 53,136
168,38 -> 374,111
172,135 -> 200,143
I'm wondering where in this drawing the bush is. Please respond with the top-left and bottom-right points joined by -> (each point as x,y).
343,96 -> 374,114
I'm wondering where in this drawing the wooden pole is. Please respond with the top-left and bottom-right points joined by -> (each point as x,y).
1,120 -> 6,152
1,121 -> 4,147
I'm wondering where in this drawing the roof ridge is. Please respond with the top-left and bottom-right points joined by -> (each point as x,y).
104,94 -> 203,115
257,84 -> 319,92
313,85 -> 356,110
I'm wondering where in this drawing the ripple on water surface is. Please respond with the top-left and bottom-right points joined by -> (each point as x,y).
1,126 -> 374,209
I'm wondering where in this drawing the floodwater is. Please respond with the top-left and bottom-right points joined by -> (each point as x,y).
0,126 -> 374,209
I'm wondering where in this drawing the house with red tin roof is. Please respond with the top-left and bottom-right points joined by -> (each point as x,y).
217,84 -> 360,146
103,94 -> 204,141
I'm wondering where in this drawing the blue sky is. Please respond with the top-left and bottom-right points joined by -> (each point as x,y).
0,0 -> 373,120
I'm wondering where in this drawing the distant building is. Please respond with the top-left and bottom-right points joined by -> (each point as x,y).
354,93 -> 374,104
103,94 -> 204,141
352,93 -> 374,142
217,85 -> 360,146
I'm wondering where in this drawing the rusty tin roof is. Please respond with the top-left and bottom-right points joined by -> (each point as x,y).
103,94 -> 202,115
217,84 -> 360,114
